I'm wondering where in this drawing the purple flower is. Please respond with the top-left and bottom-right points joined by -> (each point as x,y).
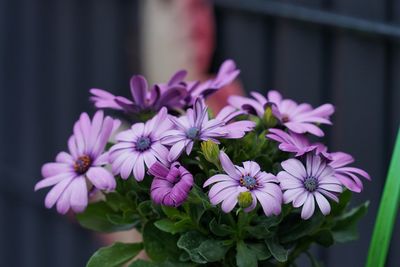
184,59 -> 240,106
90,75 -> 186,113
34,111 -> 121,214
229,91 -> 334,137
329,152 -> 370,193
203,151 -> 282,216
161,99 -> 255,162
278,154 -> 343,219
90,89 -> 123,110
109,107 -> 172,181
266,128 -> 318,157
149,162 -> 193,207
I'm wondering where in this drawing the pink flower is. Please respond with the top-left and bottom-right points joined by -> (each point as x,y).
34,111 -> 120,214
229,90 -> 334,137
109,107 -> 172,181
161,99 -> 255,162
278,154 -> 343,219
149,162 -> 193,207
329,152 -> 371,193
203,151 -> 282,216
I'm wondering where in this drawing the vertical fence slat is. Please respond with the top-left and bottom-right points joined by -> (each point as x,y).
215,9 -> 274,91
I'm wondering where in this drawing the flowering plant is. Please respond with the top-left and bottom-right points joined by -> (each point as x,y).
35,60 -> 370,267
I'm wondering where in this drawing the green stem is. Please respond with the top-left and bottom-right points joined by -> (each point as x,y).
367,128 -> 400,267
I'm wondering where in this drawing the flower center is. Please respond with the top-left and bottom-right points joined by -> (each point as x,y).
74,155 -> 92,174
282,114 -> 290,123
186,127 -> 199,139
136,136 -> 151,152
240,175 -> 258,190
304,176 -> 318,192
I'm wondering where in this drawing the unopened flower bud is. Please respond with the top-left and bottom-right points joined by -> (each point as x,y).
237,191 -> 253,209
201,140 -> 220,164
262,103 -> 278,128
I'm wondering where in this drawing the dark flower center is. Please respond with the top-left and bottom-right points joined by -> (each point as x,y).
74,155 -> 92,174
186,127 -> 199,139
282,114 -> 290,123
240,175 -> 258,190
136,136 -> 151,152
304,176 -> 318,192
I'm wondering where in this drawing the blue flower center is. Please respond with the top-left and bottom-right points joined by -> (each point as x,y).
186,127 -> 199,139
136,136 -> 151,151
240,175 -> 257,190
74,155 -> 91,174
304,176 -> 318,192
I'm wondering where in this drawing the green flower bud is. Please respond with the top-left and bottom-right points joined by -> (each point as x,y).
262,103 -> 278,128
201,140 -> 220,164
237,191 -> 253,209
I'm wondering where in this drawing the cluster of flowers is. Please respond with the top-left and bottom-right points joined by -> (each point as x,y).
35,59 -> 370,222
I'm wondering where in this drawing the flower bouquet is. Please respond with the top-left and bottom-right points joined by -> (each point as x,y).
35,60 -> 370,267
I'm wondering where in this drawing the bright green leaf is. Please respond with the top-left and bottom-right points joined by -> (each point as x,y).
86,242 -> 142,267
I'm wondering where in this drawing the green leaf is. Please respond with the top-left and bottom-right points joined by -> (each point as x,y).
177,231 -> 207,264
178,231 -> 219,264
279,213 -> 324,243
247,243 -> 271,261
154,219 -> 182,234
313,229 -> 334,247
209,218 -> 234,237
332,201 -> 369,242
143,221 -> 180,262
86,242 -> 143,267
246,216 -> 281,239
197,239 -> 230,262
265,237 -> 289,262
330,190 -> 352,216
236,241 -> 257,267
161,206 -> 185,220
76,202 -> 135,232
368,130 -> 400,267
129,259 -> 195,267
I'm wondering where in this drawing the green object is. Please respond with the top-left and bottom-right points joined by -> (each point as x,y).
367,128 -> 400,267
86,242 -> 143,267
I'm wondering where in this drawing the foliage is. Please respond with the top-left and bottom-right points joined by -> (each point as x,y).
79,123 -> 368,266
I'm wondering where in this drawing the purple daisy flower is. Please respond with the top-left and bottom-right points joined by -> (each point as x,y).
184,59 -> 240,106
278,154 -> 343,219
266,128 -> 318,157
229,90 -> 334,137
203,151 -> 282,216
161,99 -> 255,162
329,152 -> 370,193
34,111 -> 121,214
149,162 -> 193,207
90,74 -> 186,114
109,107 -> 172,181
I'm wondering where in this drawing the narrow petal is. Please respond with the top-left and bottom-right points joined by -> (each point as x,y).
315,192 -> 331,215
44,177 -> 74,209
69,176 -> 88,213
133,155 -> 145,181
219,151 -> 241,180
168,140 -> 187,162
301,194 -> 315,219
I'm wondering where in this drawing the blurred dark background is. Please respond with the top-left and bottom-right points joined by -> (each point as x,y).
0,0 -> 399,266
